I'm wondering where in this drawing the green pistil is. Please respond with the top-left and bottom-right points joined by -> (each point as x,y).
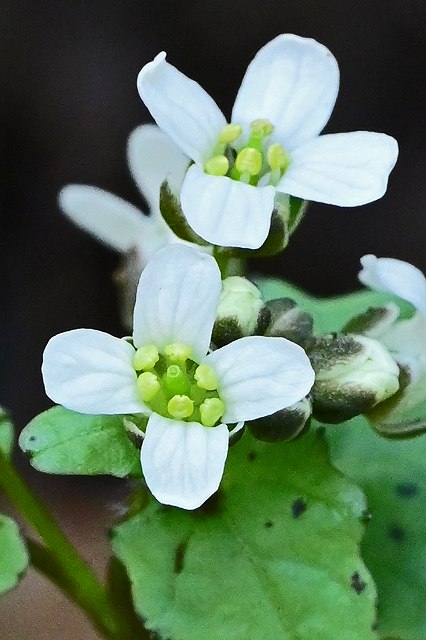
164,365 -> 190,396
134,342 -> 226,426
204,118 -> 290,187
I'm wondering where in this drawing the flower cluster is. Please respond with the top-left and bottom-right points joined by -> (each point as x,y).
43,34 -> 403,509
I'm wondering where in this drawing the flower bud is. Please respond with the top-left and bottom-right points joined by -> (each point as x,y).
264,298 -> 314,349
248,397 -> 312,442
311,333 -> 400,423
212,277 -> 270,347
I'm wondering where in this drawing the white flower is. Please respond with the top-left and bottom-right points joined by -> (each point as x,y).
137,34 -> 398,250
359,254 -> 426,379
59,124 -> 190,266
42,245 -> 314,509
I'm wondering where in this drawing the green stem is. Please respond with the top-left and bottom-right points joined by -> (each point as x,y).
213,247 -> 247,278
0,449 -> 127,639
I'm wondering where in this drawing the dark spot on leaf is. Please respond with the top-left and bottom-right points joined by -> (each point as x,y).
360,509 -> 372,524
396,482 -> 418,498
28,436 -> 36,442
371,620 -> 378,631
292,498 -> 307,518
247,451 -> 257,461
174,541 -> 187,575
264,520 -> 273,528
388,524 -> 405,542
350,571 -> 366,594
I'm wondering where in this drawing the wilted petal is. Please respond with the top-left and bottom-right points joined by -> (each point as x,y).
42,329 -> 146,414
137,52 -> 226,165
180,164 -> 275,249
127,124 -> 189,214
59,185 -> 149,253
132,244 -> 221,360
232,34 -> 339,150
141,414 -> 229,509
204,335 -> 315,423
277,132 -> 398,206
359,255 -> 426,315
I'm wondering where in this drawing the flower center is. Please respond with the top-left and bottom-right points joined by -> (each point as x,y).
132,342 -> 225,427
204,119 -> 291,187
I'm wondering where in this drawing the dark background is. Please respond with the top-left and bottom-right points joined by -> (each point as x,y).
1,1 -> 425,637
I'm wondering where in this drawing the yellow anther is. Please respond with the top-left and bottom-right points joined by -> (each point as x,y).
133,344 -> 159,371
194,364 -> 218,391
137,372 -> 160,402
167,395 -> 194,420
205,155 -> 229,176
250,119 -> 274,137
200,398 -> 225,427
218,123 -> 243,145
267,143 -> 291,171
235,148 -> 262,176
164,342 -> 192,363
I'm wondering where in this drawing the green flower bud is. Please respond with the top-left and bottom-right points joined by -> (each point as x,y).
311,333 -> 400,423
264,298 -> 314,349
212,276 -> 270,347
343,303 -> 400,338
248,397 -> 312,442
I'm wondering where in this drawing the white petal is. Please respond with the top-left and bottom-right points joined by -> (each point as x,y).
359,255 -> 426,315
127,124 -> 189,214
382,313 -> 426,379
141,414 -> 229,509
59,185 -> 150,253
132,244 -> 221,360
277,132 -> 398,206
180,164 -> 275,249
137,52 -> 226,165
42,329 -> 146,414
204,336 -> 315,423
232,34 -> 339,150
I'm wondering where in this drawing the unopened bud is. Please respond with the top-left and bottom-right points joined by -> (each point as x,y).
248,397 -> 312,442
212,276 -> 270,347
311,334 -> 400,423
264,298 -> 314,349
343,303 -> 400,338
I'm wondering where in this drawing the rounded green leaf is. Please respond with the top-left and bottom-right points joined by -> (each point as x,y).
328,418 -> 426,639
19,406 -> 140,477
112,432 -> 377,640
0,513 -> 28,595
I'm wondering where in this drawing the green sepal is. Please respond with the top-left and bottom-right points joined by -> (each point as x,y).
159,181 -> 210,246
0,513 -> 28,596
0,408 -> 14,458
287,196 -> 308,235
328,417 -> 426,640
248,397 -> 311,442
264,298 -> 314,349
112,432 -> 377,640
19,406 -> 141,477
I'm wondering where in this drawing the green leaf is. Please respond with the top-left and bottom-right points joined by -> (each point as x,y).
0,513 -> 28,596
0,409 -> 13,458
327,418 -> 426,639
19,406 -> 140,477
255,277 -> 412,334
112,432 -> 377,640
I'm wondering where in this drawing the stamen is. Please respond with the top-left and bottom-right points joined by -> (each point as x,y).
164,365 -> 190,396
205,155 -> 229,176
168,395 -> 194,419
246,119 -> 274,151
235,148 -> 262,177
267,143 -> 291,172
194,364 -> 218,391
200,398 -> 225,427
164,343 -> 192,363
218,123 -> 243,145
133,344 -> 159,371
137,372 -> 160,402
